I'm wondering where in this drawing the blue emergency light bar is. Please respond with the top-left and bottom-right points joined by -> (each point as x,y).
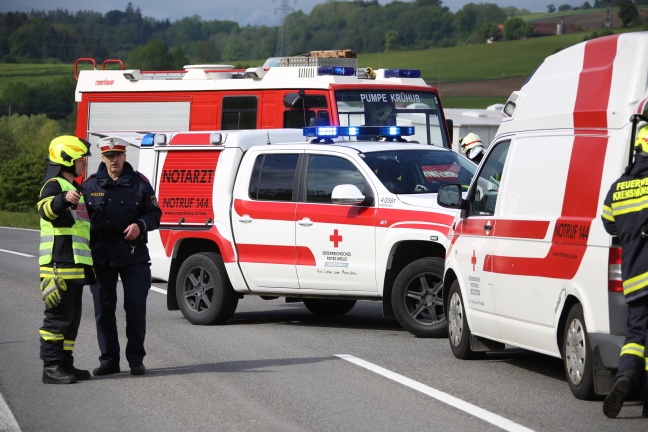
384,69 -> 421,78
141,133 -> 156,147
317,66 -> 356,76
303,125 -> 415,139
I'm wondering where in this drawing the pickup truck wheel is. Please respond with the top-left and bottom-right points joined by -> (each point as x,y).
176,252 -> 238,325
392,257 -> 446,338
564,303 -> 596,400
303,299 -> 356,316
447,280 -> 485,359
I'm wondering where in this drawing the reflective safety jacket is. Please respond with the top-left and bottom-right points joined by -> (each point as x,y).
38,176 -> 92,281
602,155 -> 648,303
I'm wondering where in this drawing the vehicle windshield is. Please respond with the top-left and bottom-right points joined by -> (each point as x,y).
363,149 -> 476,194
335,90 -> 449,148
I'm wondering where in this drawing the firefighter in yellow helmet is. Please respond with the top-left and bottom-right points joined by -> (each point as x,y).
601,124 -> 648,418
38,135 -> 95,384
460,133 -> 485,164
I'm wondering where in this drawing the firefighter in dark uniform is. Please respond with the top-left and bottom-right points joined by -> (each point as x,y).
83,137 -> 161,376
601,124 -> 648,418
38,135 -> 95,384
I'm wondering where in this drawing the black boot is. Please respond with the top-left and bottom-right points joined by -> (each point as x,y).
42,363 -> 77,384
603,376 -> 633,418
642,401 -> 648,418
61,357 -> 91,380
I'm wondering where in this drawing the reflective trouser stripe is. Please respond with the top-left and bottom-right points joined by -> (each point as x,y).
623,271 -> 648,297
63,340 -> 75,351
39,330 -> 63,341
620,342 -> 645,358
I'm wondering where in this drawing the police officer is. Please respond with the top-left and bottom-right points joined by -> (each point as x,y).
83,137 -> 161,376
38,135 -> 95,384
460,133 -> 485,164
601,124 -> 648,418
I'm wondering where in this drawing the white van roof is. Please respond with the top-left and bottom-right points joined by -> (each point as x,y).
498,31 -> 648,135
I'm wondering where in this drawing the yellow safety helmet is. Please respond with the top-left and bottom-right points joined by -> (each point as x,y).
634,125 -> 648,154
48,135 -> 92,167
460,133 -> 482,153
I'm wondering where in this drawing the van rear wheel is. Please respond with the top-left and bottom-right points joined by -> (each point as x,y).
176,252 -> 238,325
447,280 -> 485,360
391,257 -> 446,338
563,303 -> 596,400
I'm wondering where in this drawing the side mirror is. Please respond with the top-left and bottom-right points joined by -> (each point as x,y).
284,92 -> 304,108
437,184 -> 463,209
331,184 -> 365,205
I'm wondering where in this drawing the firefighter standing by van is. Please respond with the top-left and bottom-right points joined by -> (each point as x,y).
460,133 -> 485,164
601,124 -> 648,418
38,136 -> 95,384
83,137 -> 161,376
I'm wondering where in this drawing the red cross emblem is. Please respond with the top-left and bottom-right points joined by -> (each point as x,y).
471,250 -> 477,271
330,229 -> 343,248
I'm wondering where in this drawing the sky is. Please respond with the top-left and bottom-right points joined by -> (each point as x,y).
1,0 -> 585,26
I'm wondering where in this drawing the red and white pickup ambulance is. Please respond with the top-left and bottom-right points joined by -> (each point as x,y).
129,125 -> 475,337
74,50 -> 454,175
438,31 -> 648,398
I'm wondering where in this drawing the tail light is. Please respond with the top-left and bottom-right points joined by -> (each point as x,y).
608,246 -> 623,293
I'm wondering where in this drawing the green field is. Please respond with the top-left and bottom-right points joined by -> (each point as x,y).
0,33 -> 586,89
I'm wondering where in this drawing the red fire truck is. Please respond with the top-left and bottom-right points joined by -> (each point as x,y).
74,50 -> 453,174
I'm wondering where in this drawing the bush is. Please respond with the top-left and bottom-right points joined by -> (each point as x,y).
0,114 -> 62,212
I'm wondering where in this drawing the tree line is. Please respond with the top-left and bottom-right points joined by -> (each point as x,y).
3,0 -> 641,68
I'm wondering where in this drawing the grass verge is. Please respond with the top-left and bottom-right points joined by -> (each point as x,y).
0,211 -> 40,230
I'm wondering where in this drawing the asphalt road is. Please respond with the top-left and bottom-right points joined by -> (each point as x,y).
0,226 -> 645,432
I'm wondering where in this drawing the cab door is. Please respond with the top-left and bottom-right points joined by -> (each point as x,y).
454,140 -> 511,338
232,151 -> 301,289
295,152 -> 378,292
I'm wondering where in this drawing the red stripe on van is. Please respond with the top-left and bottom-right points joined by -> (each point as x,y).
486,35 -> 620,278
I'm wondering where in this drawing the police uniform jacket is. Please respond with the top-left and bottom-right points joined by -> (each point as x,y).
38,176 -> 95,285
83,161 -> 162,267
602,155 -> 648,303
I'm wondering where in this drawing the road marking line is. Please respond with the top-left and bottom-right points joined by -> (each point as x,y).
336,354 -> 535,432
151,285 -> 167,295
0,249 -> 34,258
0,391 -> 21,432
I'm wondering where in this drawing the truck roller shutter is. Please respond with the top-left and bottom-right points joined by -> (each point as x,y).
86,101 -> 190,174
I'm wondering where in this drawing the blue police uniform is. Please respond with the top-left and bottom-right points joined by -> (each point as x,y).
83,160 -> 161,374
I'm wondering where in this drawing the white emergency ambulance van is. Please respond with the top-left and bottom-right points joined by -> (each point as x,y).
437,31 -> 648,399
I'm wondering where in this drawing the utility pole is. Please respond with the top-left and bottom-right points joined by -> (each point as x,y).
275,0 -> 295,56
605,6 -> 612,29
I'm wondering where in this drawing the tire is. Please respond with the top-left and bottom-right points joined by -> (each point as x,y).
391,257 -> 446,338
447,280 -> 485,360
303,299 -> 356,316
176,252 -> 238,325
563,303 -> 596,400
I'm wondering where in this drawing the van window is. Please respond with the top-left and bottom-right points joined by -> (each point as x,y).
222,96 -> 258,130
306,155 -> 367,203
248,153 -> 299,201
470,140 -> 510,216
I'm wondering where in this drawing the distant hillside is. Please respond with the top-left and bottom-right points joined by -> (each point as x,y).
529,9 -> 626,34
